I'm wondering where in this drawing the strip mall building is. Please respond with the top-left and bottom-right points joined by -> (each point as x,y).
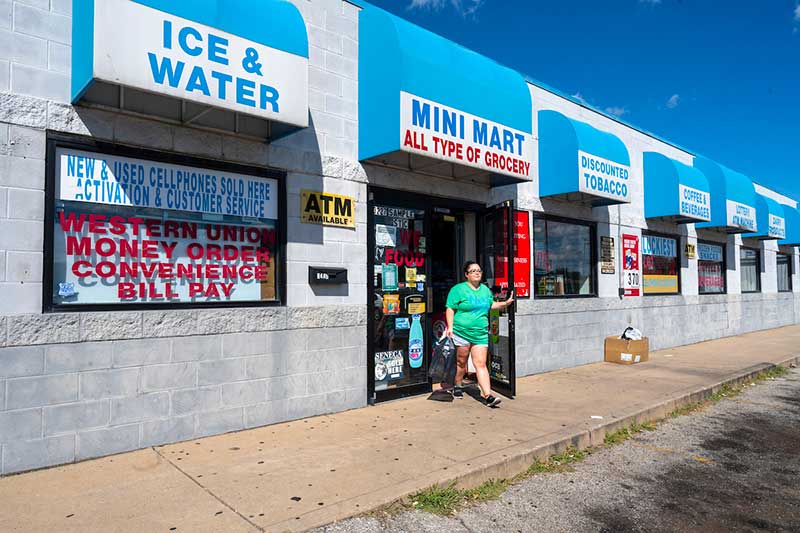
0,0 -> 798,474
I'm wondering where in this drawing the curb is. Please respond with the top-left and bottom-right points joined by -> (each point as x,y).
333,355 -> 800,525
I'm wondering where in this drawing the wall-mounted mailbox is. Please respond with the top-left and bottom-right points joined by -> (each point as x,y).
309,267 -> 348,285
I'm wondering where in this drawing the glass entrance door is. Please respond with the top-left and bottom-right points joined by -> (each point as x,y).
369,201 -> 431,401
479,201 -> 517,398
367,187 -> 499,403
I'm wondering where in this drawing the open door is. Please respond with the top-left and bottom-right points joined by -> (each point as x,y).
368,194 -> 432,403
479,201 -> 516,398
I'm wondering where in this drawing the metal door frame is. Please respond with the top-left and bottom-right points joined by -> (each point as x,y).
367,187 -> 484,404
478,200 -> 517,399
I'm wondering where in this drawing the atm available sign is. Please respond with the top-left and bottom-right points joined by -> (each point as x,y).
300,190 -> 355,228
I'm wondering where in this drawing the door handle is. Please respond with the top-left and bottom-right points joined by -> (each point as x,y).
426,286 -> 432,311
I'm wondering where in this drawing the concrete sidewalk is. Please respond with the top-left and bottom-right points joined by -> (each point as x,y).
2,326 -> 799,533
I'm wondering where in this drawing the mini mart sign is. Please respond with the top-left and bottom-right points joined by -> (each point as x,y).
399,92 -> 534,181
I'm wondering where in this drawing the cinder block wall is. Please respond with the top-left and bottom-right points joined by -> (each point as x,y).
509,85 -> 800,376
1,0 -> 798,476
0,0 -> 368,475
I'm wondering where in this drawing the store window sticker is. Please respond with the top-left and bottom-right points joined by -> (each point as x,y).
382,294 -> 400,315
381,264 -> 399,291
376,224 -> 397,247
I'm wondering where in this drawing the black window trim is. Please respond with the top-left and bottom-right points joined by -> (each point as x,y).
698,239 -> 727,295
43,132 -> 288,313
641,230 -> 682,296
531,213 -> 597,299
740,245 -> 762,294
777,252 -> 793,293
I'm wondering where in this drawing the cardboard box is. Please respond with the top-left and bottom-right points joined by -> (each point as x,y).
604,336 -> 649,365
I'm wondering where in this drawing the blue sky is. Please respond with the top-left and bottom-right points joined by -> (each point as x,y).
365,0 -> 800,201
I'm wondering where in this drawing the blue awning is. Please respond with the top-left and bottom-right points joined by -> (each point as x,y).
745,195 -> 786,240
778,205 -> 800,246
134,0 -> 308,57
693,157 -> 758,233
72,0 -> 309,130
358,5 -> 534,183
538,110 -> 631,206
643,152 -> 711,223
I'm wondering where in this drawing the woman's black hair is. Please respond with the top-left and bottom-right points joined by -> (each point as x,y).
463,260 -> 481,274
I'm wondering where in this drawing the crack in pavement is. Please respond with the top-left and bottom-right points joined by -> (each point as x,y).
152,446 -> 265,533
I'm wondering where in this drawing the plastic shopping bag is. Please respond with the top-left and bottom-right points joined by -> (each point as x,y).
428,335 -> 455,383
621,327 -> 643,341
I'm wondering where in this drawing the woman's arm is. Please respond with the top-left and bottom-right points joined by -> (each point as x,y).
445,307 -> 455,337
490,291 -> 515,310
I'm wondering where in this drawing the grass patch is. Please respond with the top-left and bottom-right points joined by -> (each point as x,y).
406,447 -> 592,516
708,383 -> 742,402
669,401 -> 705,418
756,365 -> 789,381
410,484 -> 463,515
603,421 -> 657,446
463,479 -> 509,503
604,427 -> 632,446
524,446 -> 590,475
381,365 -> 792,519
408,478 -> 509,515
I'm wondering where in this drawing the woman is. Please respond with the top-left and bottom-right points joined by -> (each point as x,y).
445,261 -> 514,407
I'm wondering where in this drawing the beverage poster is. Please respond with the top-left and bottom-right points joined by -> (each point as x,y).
408,315 -> 424,369
622,233 -> 641,297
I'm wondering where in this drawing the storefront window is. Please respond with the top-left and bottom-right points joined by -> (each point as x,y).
740,247 -> 760,293
533,218 -> 594,297
777,253 -> 792,293
642,234 -> 679,294
698,243 -> 725,294
47,142 -> 282,309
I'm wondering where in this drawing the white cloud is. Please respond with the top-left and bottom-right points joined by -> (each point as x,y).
666,94 -> 680,109
639,0 -> 662,4
604,106 -> 628,117
571,92 -> 626,117
795,5 -> 800,21
571,92 -> 588,105
408,0 -> 485,17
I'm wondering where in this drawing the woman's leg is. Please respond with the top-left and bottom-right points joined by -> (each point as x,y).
470,345 -> 492,398
454,345 -> 471,386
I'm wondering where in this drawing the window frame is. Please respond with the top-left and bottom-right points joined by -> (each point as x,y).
641,231 -> 682,296
43,133 -> 288,313
739,246 -> 761,294
777,252 -> 793,293
697,240 -> 727,295
531,214 -> 597,299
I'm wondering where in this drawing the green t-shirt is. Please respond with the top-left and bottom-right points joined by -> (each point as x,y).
446,282 -> 493,344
